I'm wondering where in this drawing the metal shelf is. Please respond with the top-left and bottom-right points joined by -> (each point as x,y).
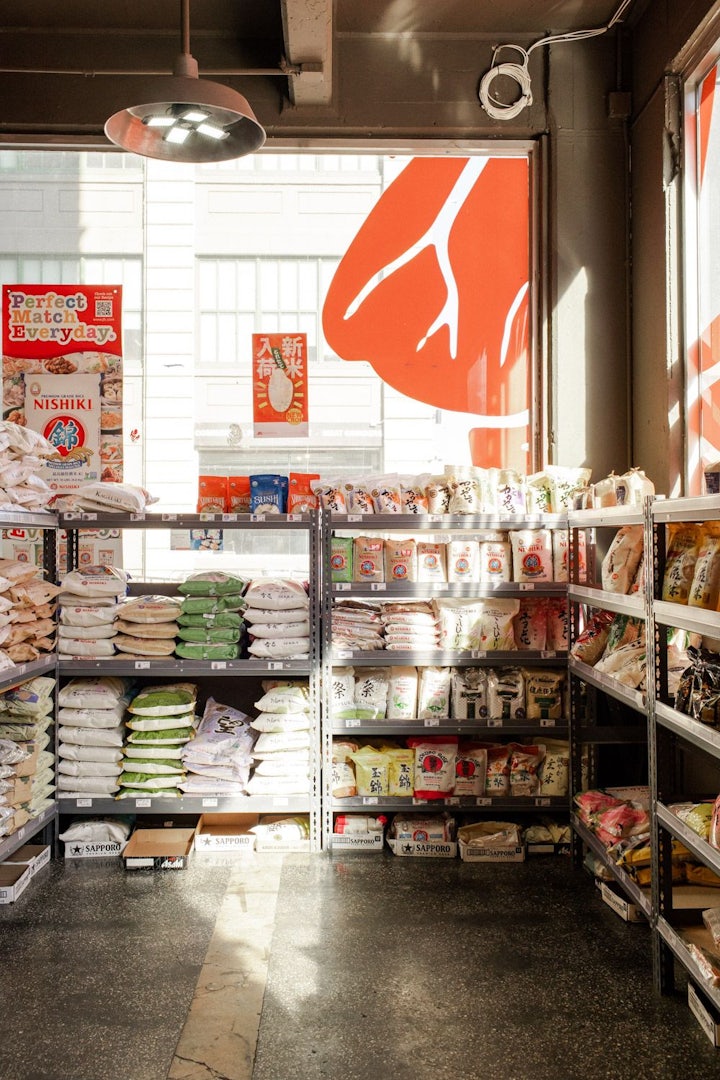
330,513 -> 568,531
652,496 -> 720,524
656,917 -> 720,1012
0,804 -> 56,862
568,507 -> 645,528
568,657 -> 646,714
652,599 -> 720,638
0,509 -> 58,528
58,795 -> 311,815
58,658 -> 313,677
333,581 -> 567,598
58,511 -> 312,530
571,815 -> 652,916
332,718 -> 569,735
568,584 -> 645,619
0,655 -> 58,694
655,701 -> 720,758
331,649 -> 568,667
656,801 -> 720,878
333,795 -> 568,811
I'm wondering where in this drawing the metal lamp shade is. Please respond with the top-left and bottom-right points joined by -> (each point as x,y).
105,74 -> 266,163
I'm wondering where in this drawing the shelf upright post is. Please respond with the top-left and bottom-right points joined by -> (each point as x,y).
319,506 -> 334,850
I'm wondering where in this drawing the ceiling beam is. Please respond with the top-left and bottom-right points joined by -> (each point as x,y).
281,0 -> 333,107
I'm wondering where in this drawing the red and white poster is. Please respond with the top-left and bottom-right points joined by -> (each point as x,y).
252,332 -> 308,438
2,285 -> 123,491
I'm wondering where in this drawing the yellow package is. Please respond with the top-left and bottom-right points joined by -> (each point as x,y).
384,747 -> 414,797
349,746 -> 390,797
662,524 -> 703,603
688,527 -> 720,610
685,862 -> 720,888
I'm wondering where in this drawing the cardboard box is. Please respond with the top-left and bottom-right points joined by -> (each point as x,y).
194,814 -> 258,852
688,983 -> 720,1047
598,880 -> 646,923
5,843 -> 51,876
331,831 -> 384,851
459,838 -> 525,862
388,838 -> 458,858
526,841 -> 572,856
64,839 -> 127,859
0,861 -> 33,903
122,827 -> 196,870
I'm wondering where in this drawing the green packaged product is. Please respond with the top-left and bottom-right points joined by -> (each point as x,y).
177,611 -> 243,629
125,727 -> 195,745
174,641 -> 240,661
181,594 -> 245,615
178,571 -> 246,596
177,626 -> 241,644
330,535 -> 354,583
127,683 -> 197,716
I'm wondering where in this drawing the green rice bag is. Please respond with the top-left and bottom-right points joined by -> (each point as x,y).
126,715 -> 196,732
181,594 -> 245,614
118,772 -> 184,789
177,626 -> 241,644
174,642 -> 240,661
119,759 -> 186,775
125,727 -> 194,744
178,571 -> 246,596
116,788 -> 181,799
177,611 -> 243,628
127,682 -> 197,716
330,536 -> 354,583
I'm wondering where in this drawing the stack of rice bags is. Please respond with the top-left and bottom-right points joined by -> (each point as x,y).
0,421 -> 56,512
0,675 -> 56,820
114,594 -> 182,661
57,565 -> 129,659
175,572 -> 245,661
57,677 -> 133,799
380,601 -> 440,651
118,682 -> 197,799
0,558 -> 60,668
0,738 -> 33,838
246,681 -> 312,797
244,579 -> 311,660
331,600 -> 384,651
180,698 -> 255,797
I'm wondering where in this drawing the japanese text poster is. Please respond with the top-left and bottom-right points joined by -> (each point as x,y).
252,332 -> 308,438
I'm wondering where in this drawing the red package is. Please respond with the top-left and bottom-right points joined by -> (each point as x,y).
228,476 -> 251,513
197,475 -> 228,513
288,472 -> 320,513
407,735 -> 458,799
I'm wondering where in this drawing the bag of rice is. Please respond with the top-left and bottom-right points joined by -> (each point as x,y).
354,669 -> 390,719
176,641 -> 241,660
384,746 -> 414,796
434,599 -> 484,651
487,668 -> 525,719
509,743 -> 545,796
117,595 -> 184,623
349,746 -> 390,796
539,739 -> 570,796
688,533 -> 720,610
127,683 -> 197,717
417,666 -> 451,719
510,530 -> 553,582
384,539 -> 417,583
406,735 -> 458,799
60,565 -> 129,597
524,669 -> 565,720
453,743 -> 488,796
386,666 -> 418,720
178,571 -> 246,596
330,536 -> 354,583
447,540 -> 480,583
400,475 -> 430,515
243,578 -> 308,611
545,598 -> 569,652
479,598 -> 520,651
485,745 -> 511,795
255,684 -> 310,714
601,525 -> 644,594
352,537 -> 384,582
478,540 -> 511,583
450,667 -> 487,720
513,597 -> 548,651
247,638 -> 308,658
416,542 -> 447,582
525,471 -> 553,514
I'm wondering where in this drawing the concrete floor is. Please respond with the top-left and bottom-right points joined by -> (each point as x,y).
0,851 -> 718,1080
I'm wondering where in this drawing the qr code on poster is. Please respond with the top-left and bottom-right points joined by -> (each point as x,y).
95,299 -> 113,318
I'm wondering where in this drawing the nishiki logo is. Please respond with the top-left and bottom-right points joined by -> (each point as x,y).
43,415 -> 86,457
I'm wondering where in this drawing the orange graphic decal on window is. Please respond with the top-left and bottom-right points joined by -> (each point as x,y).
322,157 -> 530,452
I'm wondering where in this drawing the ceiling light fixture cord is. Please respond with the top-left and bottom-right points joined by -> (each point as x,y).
478,0 -> 634,120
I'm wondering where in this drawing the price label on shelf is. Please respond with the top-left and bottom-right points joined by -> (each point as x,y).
221,513 -> 238,522
519,582 -> 534,591
347,515 -> 362,522
488,718 -> 503,728
412,798 -> 429,806
534,797 -> 551,807
287,513 -> 302,522
475,797 -> 492,806
540,718 -> 557,727
429,514 -> 444,523
335,650 -> 353,659
268,662 -> 285,670
129,513 -> 145,521
202,798 -> 219,807
424,718 -> 440,727
80,512 -> 98,521
199,512 -> 216,522
335,583 -> 351,591
77,799 -> 92,807
345,718 -> 361,728
541,651 -> 558,659
211,661 -> 227,670
471,650 -> 487,659
134,661 -> 151,670
135,799 -> 151,808
272,797 -> 290,807
250,513 -> 265,522
161,513 -> 177,521
362,797 -> 379,805
446,797 -> 460,806
370,583 -> 387,591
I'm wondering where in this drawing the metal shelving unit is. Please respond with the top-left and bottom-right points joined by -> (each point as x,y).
0,509 -> 59,862
323,511 -> 571,848
648,494 -> 720,1006
566,505 -> 651,898
58,510 -> 324,850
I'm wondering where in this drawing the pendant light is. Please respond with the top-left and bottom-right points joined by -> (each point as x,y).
105,0 -> 266,163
